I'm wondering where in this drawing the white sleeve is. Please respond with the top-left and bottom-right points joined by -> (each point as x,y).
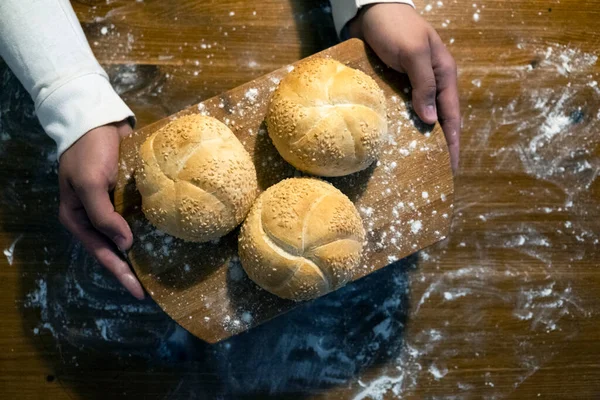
0,0 -> 135,159
329,0 -> 416,37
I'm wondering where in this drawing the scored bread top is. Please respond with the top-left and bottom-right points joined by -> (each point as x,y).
266,58 -> 388,177
238,178 -> 365,301
136,114 -> 258,242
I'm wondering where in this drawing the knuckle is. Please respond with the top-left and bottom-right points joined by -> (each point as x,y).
72,174 -> 105,192
90,215 -> 113,233
416,79 -> 438,98
440,57 -> 457,75
406,43 -> 430,58
443,116 -> 461,126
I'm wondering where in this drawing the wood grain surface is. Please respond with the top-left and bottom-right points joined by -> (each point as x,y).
0,0 -> 599,399
113,38 -> 453,343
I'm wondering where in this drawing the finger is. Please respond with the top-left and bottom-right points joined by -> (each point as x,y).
430,33 -> 461,173
75,181 -> 133,251
400,38 -> 438,124
59,204 -> 145,300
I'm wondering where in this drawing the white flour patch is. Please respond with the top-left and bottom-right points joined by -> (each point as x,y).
540,46 -> 598,76
197,103 -> 209,115
443,289 -> 471,301
372,317 -> 393,339
514,283 -> 589,332
95,319 -> 111,340
528,91 -> 572,153
25,279 -> 48,319
244,87 -> 259,103
410,220 -> 422,234
353,373 -> 407,400
429,363 -> 448,380
3,234 -> 23,265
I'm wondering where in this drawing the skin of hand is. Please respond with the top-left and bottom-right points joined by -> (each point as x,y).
58,120 -> 145,300
348,3 -> 461,173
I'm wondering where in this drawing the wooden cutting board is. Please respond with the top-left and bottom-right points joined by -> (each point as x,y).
114,38 -> 454,343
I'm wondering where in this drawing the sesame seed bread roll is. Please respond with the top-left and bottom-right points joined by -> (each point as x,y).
266,58 -> 388,177
136,114 -> 258,242
238,178 -> 365,301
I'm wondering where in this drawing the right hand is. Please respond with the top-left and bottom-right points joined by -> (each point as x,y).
58,120 -> 145,300
348,3 -> 461,172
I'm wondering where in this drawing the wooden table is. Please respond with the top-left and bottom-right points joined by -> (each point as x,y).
0,0 -> 598,398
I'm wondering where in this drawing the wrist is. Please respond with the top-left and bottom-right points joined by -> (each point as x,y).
61,120 -> 131,161
113,118 -> 134,139
346,5 -> 371,40
346,3 -> 415,40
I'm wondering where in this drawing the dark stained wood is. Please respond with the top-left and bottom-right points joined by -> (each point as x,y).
0,0 -> 599,399
113,38 -> 454,343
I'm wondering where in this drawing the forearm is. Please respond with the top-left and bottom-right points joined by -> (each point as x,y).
329,0 -> 416,38
0,0 -> 134,159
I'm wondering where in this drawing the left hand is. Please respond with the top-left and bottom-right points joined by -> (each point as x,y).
58,120 -> 145,300
348,3 -> 460,173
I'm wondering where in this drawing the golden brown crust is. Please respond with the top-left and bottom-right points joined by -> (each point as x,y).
136,114 -> 258,242
266,58 -> 387,177
238,178 -> 365,301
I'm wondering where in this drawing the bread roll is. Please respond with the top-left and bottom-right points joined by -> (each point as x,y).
136,114 -> 258,242
266,58 -> 387,177
238,178 -> 365,301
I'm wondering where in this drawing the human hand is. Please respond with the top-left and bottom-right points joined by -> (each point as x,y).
348,3 -> 460,172
58,120 -> 144,300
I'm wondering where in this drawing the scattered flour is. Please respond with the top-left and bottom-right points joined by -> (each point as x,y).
3,16 -> 596,399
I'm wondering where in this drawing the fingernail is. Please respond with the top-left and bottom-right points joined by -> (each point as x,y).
121,273 -> 145,300
114,235 -> 128,251
426,105 -> 438,121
